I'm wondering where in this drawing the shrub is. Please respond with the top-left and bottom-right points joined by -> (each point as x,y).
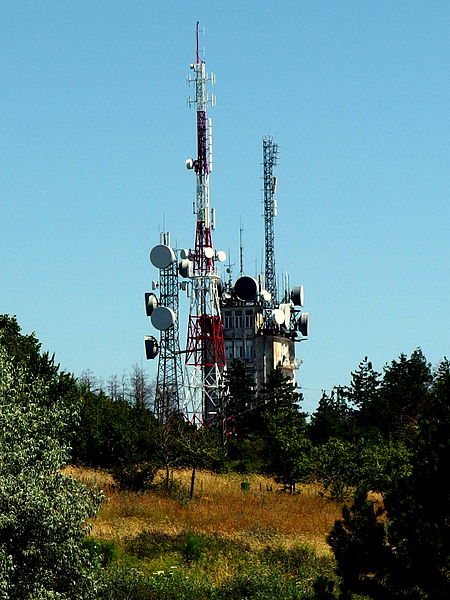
181,532 -> 206,563
111,462 -> 158,492
82,538 -> 119,567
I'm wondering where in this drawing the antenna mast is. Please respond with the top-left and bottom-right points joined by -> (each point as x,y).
185,22 -> 225,422
154,232 -> 184,421
262,135 -> 279,307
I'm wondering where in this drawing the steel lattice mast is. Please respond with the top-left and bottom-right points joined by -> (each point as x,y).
154,232 -> 184,422
185,22 -> 225,423
262,136 -> 279,307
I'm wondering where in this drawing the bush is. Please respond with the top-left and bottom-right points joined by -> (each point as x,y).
111,462 -> 158,492
82,538 -> 119,567
181,532 -> 206,563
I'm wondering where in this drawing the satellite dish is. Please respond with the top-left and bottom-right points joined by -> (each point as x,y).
179,258 -> 193,278
279,303 -> 291,326
144,335 -> 158,360
204,247 -> 214,259
185,158 -> 195,169
151,306 -> 176,331
150,244 -> 176,269
217,279 -> 224,297
216,250 -> 227,263
234,276 -> 258,301
291,286 -> 304,307
222,291 -> 232,302
260,289 -> 272,302
298,312 -> 309,336
271,308 -> 285,325
144,292 -> 158,317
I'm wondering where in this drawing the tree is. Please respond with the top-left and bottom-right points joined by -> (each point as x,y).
260,368 -> 310,492
0,345 -> 102,599
341,356 -> 381,437
180,425 -> 225,499
309,388 -> 353,445
327,357 -> 450,599
377,349 -> 432,440
129,363 -> 153,409
72,388 -> 158,468
223,359 -> 256,438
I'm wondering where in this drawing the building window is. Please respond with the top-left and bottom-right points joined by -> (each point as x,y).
223,311 -> 232,329
225,341 -> 233,360
234,310 -> 243,328
234,340 -> 244,359
244,339 -> 254,359
244,309 -> 254,328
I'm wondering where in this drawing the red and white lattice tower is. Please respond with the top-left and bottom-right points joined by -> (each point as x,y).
184,23 -> 226,423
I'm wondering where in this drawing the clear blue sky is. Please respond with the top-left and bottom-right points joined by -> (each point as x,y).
1,1 -> 448,413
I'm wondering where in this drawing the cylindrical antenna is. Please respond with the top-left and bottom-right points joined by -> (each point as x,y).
239,224 -> 244,276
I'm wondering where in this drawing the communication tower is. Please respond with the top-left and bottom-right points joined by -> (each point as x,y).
145,232 -> 184,421
262,136 -> 279,307
183,23 -> 226,422
221,136 -> 309,397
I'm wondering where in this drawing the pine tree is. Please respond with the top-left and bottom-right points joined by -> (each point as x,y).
327,357 -> 450,600
223,359 -> 256,438
309,387 -> 353,444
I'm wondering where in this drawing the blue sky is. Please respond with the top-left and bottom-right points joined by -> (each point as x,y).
1,1 -> 448,413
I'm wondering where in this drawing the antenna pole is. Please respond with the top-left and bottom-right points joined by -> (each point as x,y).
239,225 -> 244,276
262,136 -> 279,307
185,24 -> 225,423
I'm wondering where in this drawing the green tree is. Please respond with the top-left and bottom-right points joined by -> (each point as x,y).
72,388 -> 158,468
261,369 -> 310,492
0,346 -> 102,599
309,388 -> 353,445
224,359 -> 256,438
327,357 -> 450,600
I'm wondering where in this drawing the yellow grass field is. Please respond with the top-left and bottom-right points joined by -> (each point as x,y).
64,466 -> 343,556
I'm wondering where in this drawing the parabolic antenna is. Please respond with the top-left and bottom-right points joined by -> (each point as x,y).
216,250 -> 227,263
204,247 -> 214,259
150,244 -> 176,269
151,306 -> 176,331
291,286 -> 304,307
144,292 -> 158,317
180,248 -> 190,259
260,289 -> 272,302
234,276 -> 258,301
144,335 -> 158,360
298,312 -> 309,336
179,258 -> 193,278
271,308 -> 285,325
279,303 -> 291,326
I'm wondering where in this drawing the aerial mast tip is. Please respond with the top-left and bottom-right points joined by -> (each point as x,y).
196,21 -> 200,63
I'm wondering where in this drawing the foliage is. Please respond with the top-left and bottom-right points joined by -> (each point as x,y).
327,358 -> 450,599
82,539 -> 119,567
224,359 -> 257,438
311,439 -> 356,501
0,345 -> 103,599
259,368 -> 311,491
309,388 -> 354,445
181,533 -> 206,563
111,461 -> 159,492
72,390 -> 159,468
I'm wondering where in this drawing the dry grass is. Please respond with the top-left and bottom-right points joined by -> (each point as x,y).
65,466 -> 342,556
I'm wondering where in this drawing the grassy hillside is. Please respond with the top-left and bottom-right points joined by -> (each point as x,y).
65,466 -> 346,599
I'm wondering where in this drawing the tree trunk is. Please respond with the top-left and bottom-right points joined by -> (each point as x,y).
189,464 -> 197,500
